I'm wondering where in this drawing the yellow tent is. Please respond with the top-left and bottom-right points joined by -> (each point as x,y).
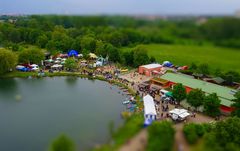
89,53 -> 98,59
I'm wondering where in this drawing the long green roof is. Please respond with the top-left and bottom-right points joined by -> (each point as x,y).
160,73 -> 236,107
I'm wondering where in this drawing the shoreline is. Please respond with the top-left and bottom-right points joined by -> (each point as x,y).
0,71 -> 137,95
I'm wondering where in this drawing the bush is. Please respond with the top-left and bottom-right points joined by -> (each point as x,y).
183,123 -> 207,144
147,121 -> 175,151
48,134 -> 75,151
179,69 -> 193,75
183,123 -> 199,144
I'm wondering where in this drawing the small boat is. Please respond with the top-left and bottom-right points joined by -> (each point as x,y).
127,104 -> 132,109
122,100 -> 130,104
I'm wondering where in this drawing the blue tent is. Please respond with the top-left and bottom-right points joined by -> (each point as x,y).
68,50 -> 78,57
163,61 -> 173,67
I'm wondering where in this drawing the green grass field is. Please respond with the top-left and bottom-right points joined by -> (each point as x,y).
122,44 -> 240,73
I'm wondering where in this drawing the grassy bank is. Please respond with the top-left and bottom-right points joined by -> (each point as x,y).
122,44 -> 240,73
0,71 -> 98,79
92,113 -> 144,151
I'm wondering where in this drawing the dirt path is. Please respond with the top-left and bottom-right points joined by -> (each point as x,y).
118,129 -> 148,151
174,123 -> 189,151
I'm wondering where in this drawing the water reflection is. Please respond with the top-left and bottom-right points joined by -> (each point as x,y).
0,78 -> 19,101
0,78 -> 18,94
65,76 -> 78,86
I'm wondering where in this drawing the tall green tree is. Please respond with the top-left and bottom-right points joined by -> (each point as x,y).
149,56 -> 156,63
187,89 -> 205,110
37,34 -> 48,48
105,44 -> 120,62
82,49 -> 90,60
183,123 -> 206,144
172,83 -> 187,103
80,36 -> 96,52
203,93 -> 221,117
203,117 -> 240,151
0,48 -> 17,75
49,134 -> 75,151
231,91 -> 240,118
133,46 -> 150,67
147,121 -> 175,151
65,58 -> 78,71
123,51 -> 134,66
95,40 -> 107,57
18,49 -> 44,64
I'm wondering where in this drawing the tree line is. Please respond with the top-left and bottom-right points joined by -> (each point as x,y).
1,15 -> 240,51
183,117 -> 240,151
172,83 -> 240,118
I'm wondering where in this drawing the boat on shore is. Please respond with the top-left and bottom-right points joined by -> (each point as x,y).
122,100 -> 130,104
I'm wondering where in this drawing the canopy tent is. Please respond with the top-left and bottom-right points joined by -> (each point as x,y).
166,92 -> 173,97
51,64 -> 63,68
163,61 -> 173,67
143,94 -> 157,121
68,50 -> 78,57
78,54 -> 83,58
169,108 -> 190,121
46,59 -> 54,63
89,53 -> 98,59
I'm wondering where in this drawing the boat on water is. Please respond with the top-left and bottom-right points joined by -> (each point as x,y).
122,100 -> 130,104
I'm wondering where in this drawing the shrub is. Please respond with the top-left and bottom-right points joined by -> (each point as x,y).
147,121 -> 175,151
183,123 -> 207,144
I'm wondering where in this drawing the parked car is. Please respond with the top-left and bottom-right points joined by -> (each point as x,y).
16,65 -> 25,70
16,66 -> 31,72
30,64 -> 39,71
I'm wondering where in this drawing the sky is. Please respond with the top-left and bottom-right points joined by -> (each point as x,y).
0,0 -> 240,15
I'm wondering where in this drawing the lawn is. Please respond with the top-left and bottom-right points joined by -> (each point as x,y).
122,44 -> 240,73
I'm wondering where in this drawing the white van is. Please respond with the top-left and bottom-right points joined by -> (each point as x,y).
160,89 -> 169,96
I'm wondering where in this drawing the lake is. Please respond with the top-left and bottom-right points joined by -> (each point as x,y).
0,77 -> 126,151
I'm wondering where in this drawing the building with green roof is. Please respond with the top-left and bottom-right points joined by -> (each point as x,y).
160,73 -> 236,112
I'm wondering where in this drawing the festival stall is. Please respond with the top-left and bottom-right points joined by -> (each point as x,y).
143,94 -> 157,122
169,108 -> 190,121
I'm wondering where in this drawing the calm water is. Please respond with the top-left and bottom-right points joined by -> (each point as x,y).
0,77 -> 126,151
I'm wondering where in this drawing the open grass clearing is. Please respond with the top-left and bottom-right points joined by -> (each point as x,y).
122,44 -> 240,73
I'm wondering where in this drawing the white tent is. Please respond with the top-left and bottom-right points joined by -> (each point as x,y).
143,94 -> 157,121
169,108 -> 190,121
51,64 -> 63,68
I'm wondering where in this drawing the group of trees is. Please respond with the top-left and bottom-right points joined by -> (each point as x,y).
203,117 -> 240,151
18,48 -> 45,64
171,83 -> 221,117
122,46 -> 153,67
172,83 -> 240,117
183,123 -> 211,144
183,117 -> 240,151
0,47 -> 46,75
231,91 -> 240,118
1,15 -> 240,54
147,121 -> 175,151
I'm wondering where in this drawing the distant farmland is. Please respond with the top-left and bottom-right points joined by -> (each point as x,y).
122,44 -> 240,73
